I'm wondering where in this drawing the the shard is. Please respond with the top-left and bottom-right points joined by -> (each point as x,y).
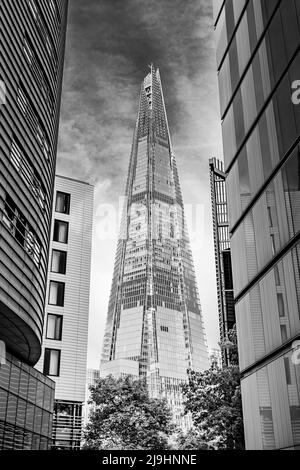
101,65 -> 209,426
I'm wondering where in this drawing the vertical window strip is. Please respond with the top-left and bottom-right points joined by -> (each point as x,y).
29,0 -> 58,70
17,87 -> 50,160
23,37 -> 33,64
28,0 -> 38,19
1,195 -> 42,267
23,37 -> 54,112
50,0 -> 61,25
10,140 -> 46,210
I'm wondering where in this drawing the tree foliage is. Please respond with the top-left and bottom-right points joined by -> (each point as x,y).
83,375 -> 175,450
175,428 -> 211,450
181,326 -> 245,450
221,324 -> 239,366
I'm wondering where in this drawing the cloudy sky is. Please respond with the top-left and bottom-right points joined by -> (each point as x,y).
56,0 -> 223,369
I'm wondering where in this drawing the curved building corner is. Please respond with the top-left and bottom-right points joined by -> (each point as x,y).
0,0 -> 68,449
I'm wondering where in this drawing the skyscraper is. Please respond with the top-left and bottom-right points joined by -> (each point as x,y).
36,175 -> 94,450
209,158 -> 235,365
0,0 -> 68,449
214,0 -> 300,449
101,66 -> 209,425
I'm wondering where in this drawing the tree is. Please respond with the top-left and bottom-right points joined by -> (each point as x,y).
181,326 -> 245,450
83,375 -> 175,450
221,324 -> 239,366
175,428 -> 211,450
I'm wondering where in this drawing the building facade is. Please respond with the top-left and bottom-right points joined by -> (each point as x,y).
0,0 -> 68,449
36,175 -> 94,450
83,368 -> 101,427
0,352 -> 55,449
209,158 -> 235,365
214,0 -> 300,449
101,66 -> 209,427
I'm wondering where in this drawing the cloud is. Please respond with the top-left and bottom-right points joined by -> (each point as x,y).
56,0 -> 223,368
57,0 -> 219,188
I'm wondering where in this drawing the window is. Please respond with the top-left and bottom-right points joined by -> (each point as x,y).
23,34 -> 53,111
280,325 -> 288,343
29,0 -> 55,63
51,250 -> 67,274
53,220 -> 68,243
55,192 -> 70,214
37,124 -> 50,160
259,115 -> 273,179
17,87 -> 27,115
11,139 -> 46,210
23,37 -> 33,64
43,349 -> 61,376
284,357 -> 291,385
49,0 -> 56,15
274,265 -> 281,286
26,230 -> 41,266
50,0 -> 61,24
17,87 -> 51,160
49,281 -> 65,306
238,148 -> 250,195
270,234 -> 276,256
160,326 -> 169,332
290,406 -> 300,430
2,195 -> 18,233
28,0 -> 37,18
46,314 -> 63,340
0,75 -> 5,107
277,293 -> 285,318
2,194 -> 41,266
267,207 -> 273,227
259,407 -> 275,448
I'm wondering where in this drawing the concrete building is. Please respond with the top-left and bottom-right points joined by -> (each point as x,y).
214,0 -> 300,449
0,0 -> 68,449
36,175 -> 94,449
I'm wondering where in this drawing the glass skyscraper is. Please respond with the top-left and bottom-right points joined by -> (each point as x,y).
101,66 -> 209,426
214,0 -> 300,449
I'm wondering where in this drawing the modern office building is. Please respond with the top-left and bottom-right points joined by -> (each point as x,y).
36,175 -> 94,450
209,158 -> 235,365
101,65 -> 210,427
214,0 -> 300,449
83,368 -> 100,427
0,0 -> 68,449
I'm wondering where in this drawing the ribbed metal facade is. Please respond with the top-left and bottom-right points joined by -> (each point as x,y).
214,0 -> 300,449
0,0 -> 68,365
101,66 -> 209,428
